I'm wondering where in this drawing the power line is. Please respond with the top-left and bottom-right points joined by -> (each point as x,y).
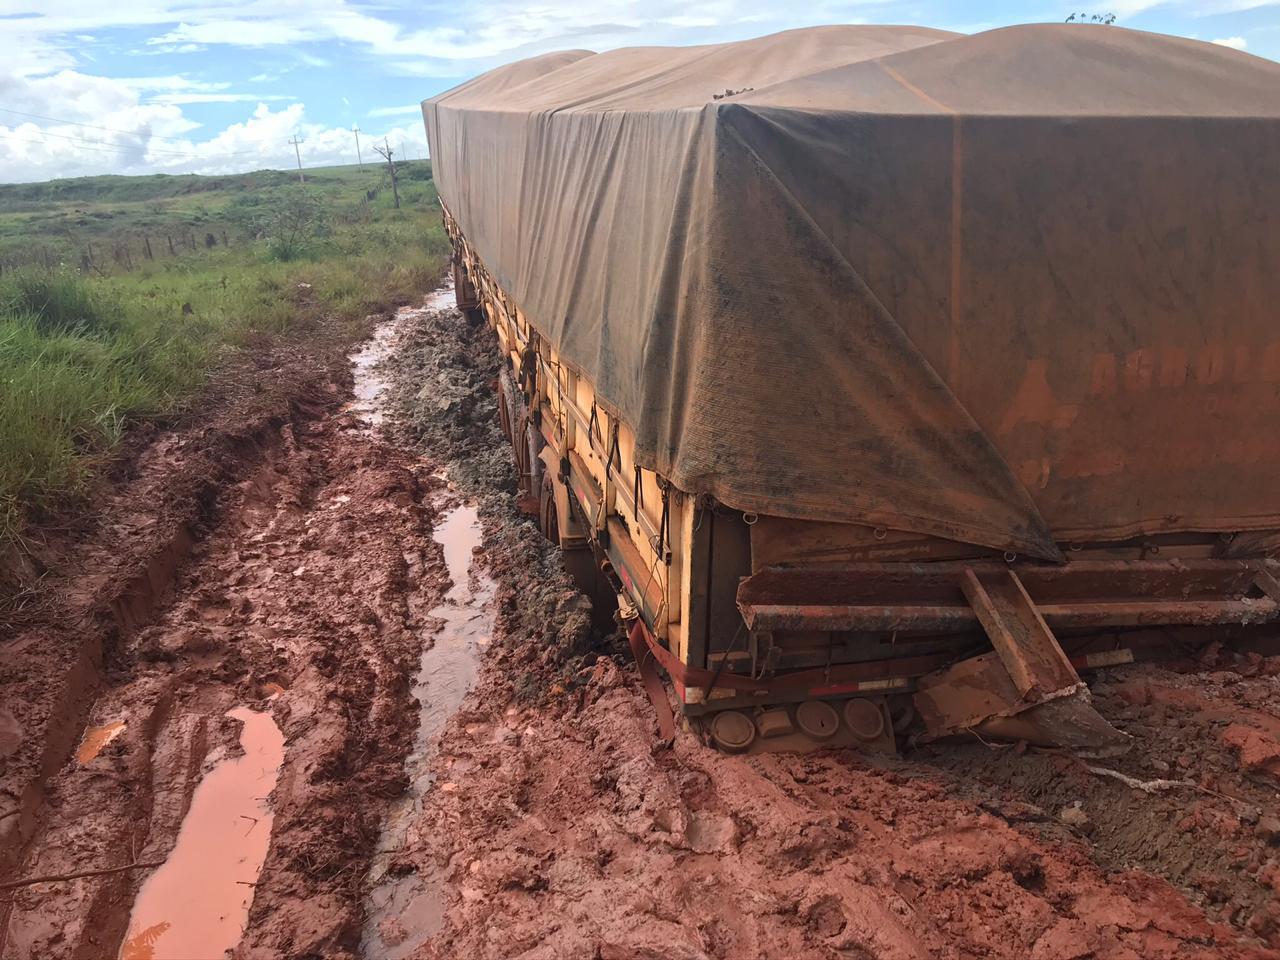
0,124 -> 263,159
0,131 -> 154,157
0,105 -> 278,147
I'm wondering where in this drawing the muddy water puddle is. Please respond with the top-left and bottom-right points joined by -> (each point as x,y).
118,707 -> 284,960
76,720 -> 127,764
362,503 -> 496,958
352,282 -> 495,955
345,283 -> 456,431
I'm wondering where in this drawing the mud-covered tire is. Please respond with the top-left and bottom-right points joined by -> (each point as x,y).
513,415 -> 543,499
539,471 -> 559,544
496,374 -> 513,442
512,414 -> 529,492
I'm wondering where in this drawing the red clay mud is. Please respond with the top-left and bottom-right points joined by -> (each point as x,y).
385,652 -> 1276,960
5,285 -> 1280,960
1,305 -> 455,959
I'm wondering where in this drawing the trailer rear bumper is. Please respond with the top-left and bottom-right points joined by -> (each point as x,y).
734,558 -> 1280,754
738,559 -> 1280,633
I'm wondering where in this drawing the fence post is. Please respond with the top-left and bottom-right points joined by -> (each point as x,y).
168,235 -> 176,255
143,236 -> 154,261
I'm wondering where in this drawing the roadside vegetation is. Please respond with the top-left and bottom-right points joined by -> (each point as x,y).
0,161 -> 450,543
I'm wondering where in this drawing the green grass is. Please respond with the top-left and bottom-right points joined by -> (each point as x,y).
0,160 -> 434,269
0,162 -> 449,542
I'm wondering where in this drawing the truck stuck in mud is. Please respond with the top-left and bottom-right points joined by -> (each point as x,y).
423,24 -> 1280,755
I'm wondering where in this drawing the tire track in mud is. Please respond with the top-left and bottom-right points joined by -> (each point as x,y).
1,347 -> 350,958
0,298 -> 470,959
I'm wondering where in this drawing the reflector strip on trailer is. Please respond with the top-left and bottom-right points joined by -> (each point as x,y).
809,677 -> 912,697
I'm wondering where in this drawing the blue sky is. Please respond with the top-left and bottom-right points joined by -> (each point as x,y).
0,0 -> 1277,183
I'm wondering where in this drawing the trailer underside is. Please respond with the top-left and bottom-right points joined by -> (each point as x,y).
446,215 -> 1280,755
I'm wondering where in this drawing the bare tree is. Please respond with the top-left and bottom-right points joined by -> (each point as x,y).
374,139 -> 401,209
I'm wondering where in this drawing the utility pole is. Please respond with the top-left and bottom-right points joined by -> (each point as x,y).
374,138 -> 400,209
352,124 -> 364,170
288,135 -> 305,183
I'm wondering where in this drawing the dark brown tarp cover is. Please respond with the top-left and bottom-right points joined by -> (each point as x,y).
423,25 -> 1280,560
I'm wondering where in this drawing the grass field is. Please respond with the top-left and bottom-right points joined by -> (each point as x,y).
0,161 -> 450,543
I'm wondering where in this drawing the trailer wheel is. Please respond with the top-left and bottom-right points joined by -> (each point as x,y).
513,415 -> 543,500
709,711 -> 756,753
539,471 -> 559,544
496,375 -> 513,443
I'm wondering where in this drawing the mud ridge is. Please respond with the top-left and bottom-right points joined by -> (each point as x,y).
1,345 -> 346,888
927,654 -> 1280,945
383,302 -> 600,702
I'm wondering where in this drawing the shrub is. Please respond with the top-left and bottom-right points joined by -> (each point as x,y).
0,271 -> 122,338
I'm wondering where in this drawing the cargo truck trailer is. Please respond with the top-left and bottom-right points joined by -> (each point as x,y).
424,24 -> 1280,753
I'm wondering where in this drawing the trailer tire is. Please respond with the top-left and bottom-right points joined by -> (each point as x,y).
539,471 -> 559,544
496,374 -> 513,443
710,711 -> 756,753
514,415 -> 543,500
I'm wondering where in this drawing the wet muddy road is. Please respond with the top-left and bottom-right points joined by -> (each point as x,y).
2,282 -> 1279,959
1,288 -> 485,959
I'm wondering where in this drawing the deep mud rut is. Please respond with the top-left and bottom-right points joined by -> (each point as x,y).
1,293 -> 468,959
2,280 -> 1278,959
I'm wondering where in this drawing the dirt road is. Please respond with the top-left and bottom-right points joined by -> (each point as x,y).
2,282 -> 1278,959
2,298 -> 459,959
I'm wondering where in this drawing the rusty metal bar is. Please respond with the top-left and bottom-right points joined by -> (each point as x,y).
743,603 -> 976,631
1040,598 -> 1276,627
1253,564 -> 1280,603
738,558 -> 1272,606
960,568 -> 1079,699
743,596 -> 1277,631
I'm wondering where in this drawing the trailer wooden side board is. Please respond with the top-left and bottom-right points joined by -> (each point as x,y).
444,210 -> 1280,755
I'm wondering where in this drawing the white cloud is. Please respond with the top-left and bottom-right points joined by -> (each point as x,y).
0,70 -> 428,183
115,76 -> 232,93
147,19 -> 314,47
146,93 -> 296,104
367,104 -> 422,117
1211,35 -> 1248,49
144,42 -> 206,54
